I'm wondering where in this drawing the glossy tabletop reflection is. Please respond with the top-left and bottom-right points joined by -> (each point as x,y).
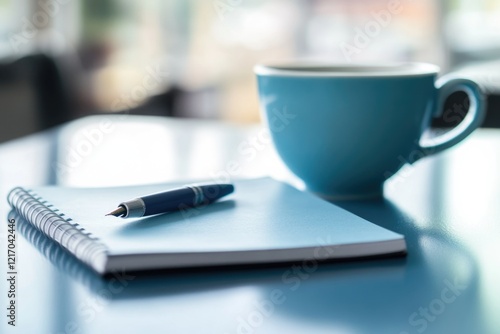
1,115 -> 499,334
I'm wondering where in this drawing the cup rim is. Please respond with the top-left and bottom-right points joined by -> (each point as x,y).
254,62 -> 440,78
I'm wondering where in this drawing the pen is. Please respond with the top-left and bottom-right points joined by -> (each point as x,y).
106,184 -> 235,218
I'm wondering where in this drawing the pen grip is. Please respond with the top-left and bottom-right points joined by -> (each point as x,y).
141,187 -> 196,216
141,184 -> 234,216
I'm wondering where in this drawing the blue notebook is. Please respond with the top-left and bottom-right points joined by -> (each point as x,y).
8,178 -> 406,274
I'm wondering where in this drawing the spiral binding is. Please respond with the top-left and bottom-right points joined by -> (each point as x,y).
7,187 -> 109,273
10,210 -> 109,293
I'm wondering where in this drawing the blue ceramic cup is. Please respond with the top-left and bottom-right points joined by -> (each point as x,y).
255,63 -> 486,199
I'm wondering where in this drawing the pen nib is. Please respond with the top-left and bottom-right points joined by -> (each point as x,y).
106,206 -> 127,217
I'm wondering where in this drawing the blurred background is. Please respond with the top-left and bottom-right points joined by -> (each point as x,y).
1,0 -> 500,142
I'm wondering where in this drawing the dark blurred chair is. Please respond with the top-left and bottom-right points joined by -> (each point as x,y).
128,85 -> 221,119
0,54 -> 75,143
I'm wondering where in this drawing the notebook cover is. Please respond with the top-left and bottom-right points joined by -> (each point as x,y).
9,178 -> 406,273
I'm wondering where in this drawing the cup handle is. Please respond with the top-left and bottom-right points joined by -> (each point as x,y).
417,76 -> 486,158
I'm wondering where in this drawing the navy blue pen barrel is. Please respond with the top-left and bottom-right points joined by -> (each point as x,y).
141,184 -> 234,216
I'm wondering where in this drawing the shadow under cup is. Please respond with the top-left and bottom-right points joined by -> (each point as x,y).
255,63 -> 485,199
